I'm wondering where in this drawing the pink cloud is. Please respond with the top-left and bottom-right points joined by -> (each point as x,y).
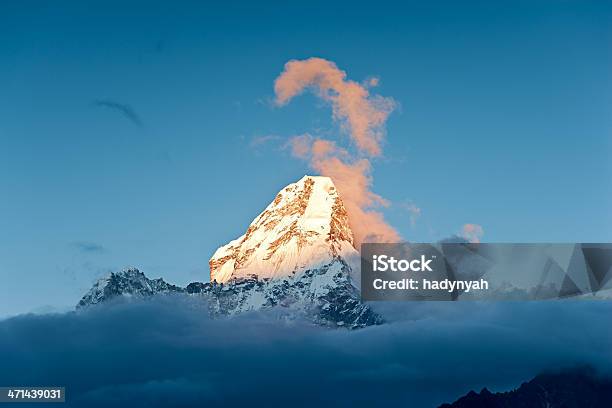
286,134 -> 399,245
312,156 -> 399,244
274,57 -> 396,157
366,77 -> 380,87
276,58 -> 399,246
461,224 -> 485,243
286,134 -> 313,159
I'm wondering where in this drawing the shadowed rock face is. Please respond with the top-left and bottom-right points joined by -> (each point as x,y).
439,368 -> 612,408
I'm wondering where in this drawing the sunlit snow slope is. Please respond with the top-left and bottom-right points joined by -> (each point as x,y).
210,176 -> 360,283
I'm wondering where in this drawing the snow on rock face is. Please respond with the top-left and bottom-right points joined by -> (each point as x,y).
210,176 -> 360,283
76,268 -> 183,308
76,176 -> 383,329
77,262 -> 382,329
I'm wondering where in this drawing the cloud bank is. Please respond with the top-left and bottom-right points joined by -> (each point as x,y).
1,298 -> 611,408
274,58 -> 399,245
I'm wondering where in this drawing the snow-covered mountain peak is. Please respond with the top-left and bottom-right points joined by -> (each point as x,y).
77,177 -> 382,328
76,267 -> 183,308
210,175 -> 359,283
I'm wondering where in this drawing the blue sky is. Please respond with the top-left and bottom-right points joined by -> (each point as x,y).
1,0 -> 611,315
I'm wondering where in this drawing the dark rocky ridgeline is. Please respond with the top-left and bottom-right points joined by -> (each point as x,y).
77,264 -> 382,329
439,367 -> 612,408
76,268 -> 184,308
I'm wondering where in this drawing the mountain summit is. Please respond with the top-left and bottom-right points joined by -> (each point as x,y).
77,268 -> 183,308
210,175 -> 359,283
77,176 -> 381,328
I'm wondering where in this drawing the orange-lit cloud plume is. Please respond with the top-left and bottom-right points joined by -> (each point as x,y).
275,58 -> 395,157
275,57 -> 399,245
287,135 -> 399,245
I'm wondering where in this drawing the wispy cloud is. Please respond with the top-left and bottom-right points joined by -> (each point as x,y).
249,134 -> 282,148
399,201 -> 421,227
71,241 -> 106,253
92,99 -> 143,127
